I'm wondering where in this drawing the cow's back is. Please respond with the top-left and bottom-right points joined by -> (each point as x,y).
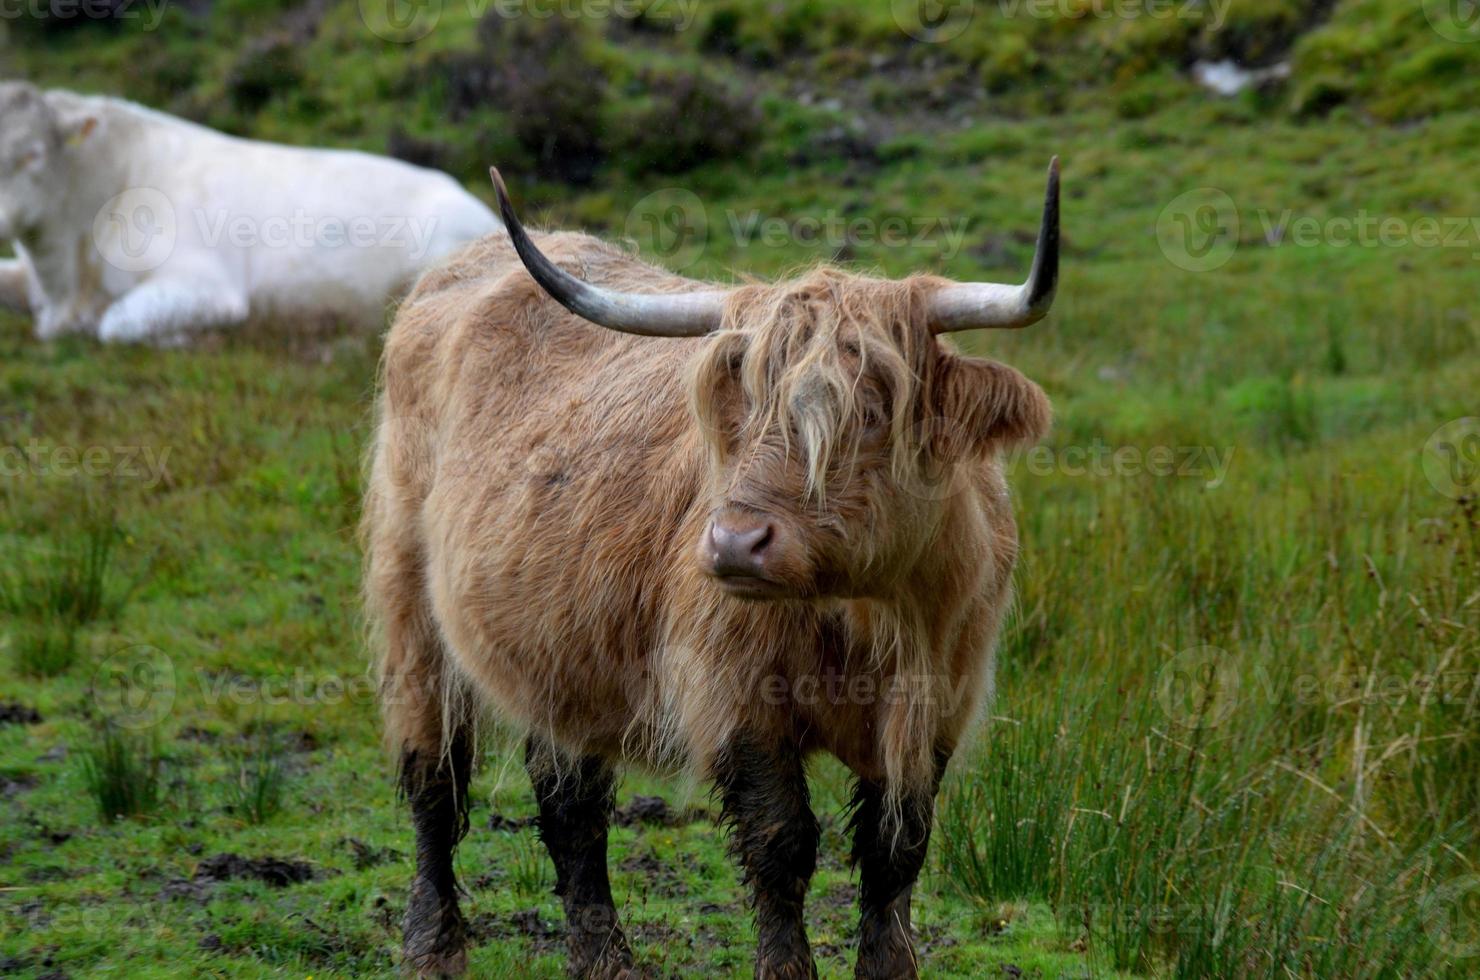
375,232 -> 717,754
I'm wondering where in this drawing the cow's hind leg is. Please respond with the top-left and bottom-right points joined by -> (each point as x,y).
715,735 -> 819,980
847,756 -> 946,980
526,736 -> 633,979
371,490 -> 474,977
400,725 -> 473,978
0,258 -> 31,315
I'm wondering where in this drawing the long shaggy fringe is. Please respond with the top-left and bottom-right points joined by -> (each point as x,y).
691,267 -> 951,503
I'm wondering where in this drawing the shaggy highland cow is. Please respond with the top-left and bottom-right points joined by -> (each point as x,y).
363,161 -> 1059,978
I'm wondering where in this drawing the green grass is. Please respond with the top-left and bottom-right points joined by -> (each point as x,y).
2,2 -> 1478,976
79,724 -> 164,825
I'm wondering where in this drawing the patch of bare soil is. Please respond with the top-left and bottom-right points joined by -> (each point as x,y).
340,836 -> 402,870
160,852 -> 316,900
614,795 -> 712,828
0,701 -> 42,725
485,812 -> 536,832
468,908 -> 564,955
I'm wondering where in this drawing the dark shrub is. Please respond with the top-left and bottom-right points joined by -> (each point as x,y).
437,16 -> 608,186
226,34 -> 303,116
615,68 -> 761,176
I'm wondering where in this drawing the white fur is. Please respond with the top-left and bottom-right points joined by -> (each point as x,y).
0,84 -> 501,343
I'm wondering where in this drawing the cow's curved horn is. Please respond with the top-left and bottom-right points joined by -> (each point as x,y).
927,157 -> 1060,334
490,168 -> 726,337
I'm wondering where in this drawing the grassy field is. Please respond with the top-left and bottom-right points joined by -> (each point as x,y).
2,2 -> 1478,977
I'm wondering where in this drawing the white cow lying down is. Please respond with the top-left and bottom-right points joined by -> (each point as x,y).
0,82 -> 501,343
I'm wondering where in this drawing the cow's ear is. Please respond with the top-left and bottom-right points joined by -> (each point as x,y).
932,354 -> 1051,459
54,106 -> 103,149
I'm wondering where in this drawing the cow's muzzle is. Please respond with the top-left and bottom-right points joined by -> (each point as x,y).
700,508 -> 789,598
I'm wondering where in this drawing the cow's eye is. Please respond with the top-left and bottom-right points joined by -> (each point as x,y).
858,406 -> 889,448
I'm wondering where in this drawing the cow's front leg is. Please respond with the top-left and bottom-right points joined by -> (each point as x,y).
715,734 -> 819,980
847,760 -> 945,980
0,258 -> 32,314
526,736 -> 633,979
96,275 -> 249,344
401,729 -> 473,978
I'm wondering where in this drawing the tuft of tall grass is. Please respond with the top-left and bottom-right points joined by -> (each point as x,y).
0,503 -> 121,620
225,727 -> 287,825
2,500 -> 131,678
80,723 -> 163,825
939,470 -> 1478,977
509,834 -> 554,901
11,615 -> 80,677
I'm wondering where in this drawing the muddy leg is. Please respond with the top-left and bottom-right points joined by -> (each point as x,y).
714,735 -> 819,980
399,728 -> 473,978
847,763 -> 944,980
369,483 -> 474,978
526,737 -> 633,979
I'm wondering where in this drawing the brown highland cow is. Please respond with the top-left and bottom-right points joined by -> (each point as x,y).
363,160 -> 1060,979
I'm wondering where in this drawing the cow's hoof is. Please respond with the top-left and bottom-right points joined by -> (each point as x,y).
854,947 -> 918,980
406,947 -> 467,979
757,960 -> 819,980
403,879 -> 468,978
569,931 -> 636,979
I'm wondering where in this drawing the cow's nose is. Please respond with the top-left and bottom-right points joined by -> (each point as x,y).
708,517 -> 775,578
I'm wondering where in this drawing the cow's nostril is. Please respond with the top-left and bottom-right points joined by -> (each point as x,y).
708,518 -> 777,577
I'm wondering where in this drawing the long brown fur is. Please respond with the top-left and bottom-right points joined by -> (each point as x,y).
363,230 -> 1050,831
